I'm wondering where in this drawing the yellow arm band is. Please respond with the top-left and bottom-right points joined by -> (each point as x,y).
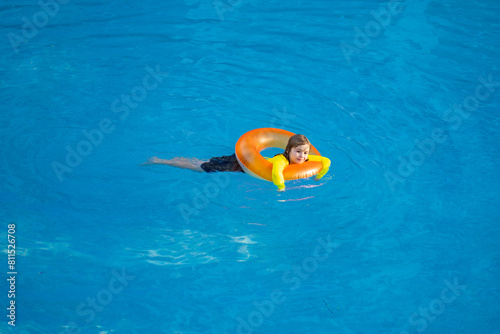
266,155 -> 288,190
308,155 -> 331,179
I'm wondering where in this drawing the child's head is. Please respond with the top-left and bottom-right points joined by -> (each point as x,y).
284,134 -> 311,164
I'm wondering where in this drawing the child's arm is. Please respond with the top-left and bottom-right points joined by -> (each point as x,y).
268,155 -> 288,191
308,155 -> 331,180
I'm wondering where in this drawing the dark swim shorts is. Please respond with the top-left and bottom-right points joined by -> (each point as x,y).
200,154 -> 244,173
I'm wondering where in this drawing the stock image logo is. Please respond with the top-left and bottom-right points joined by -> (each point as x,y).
7,0 -> 70,54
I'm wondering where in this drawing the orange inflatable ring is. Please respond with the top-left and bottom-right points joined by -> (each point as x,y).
235,128 -> 323,182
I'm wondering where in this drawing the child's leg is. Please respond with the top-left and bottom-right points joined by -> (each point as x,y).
143,156 -> 207,172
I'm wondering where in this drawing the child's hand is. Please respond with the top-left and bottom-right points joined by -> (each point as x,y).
315,174 -> 333,181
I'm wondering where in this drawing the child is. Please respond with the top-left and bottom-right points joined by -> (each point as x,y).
266,134 -> 330,191
144,134 -> 330,191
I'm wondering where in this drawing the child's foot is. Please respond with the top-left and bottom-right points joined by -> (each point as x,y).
143,156 -> 160,165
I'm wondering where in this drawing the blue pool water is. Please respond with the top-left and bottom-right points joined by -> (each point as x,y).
1,0 -> 500,333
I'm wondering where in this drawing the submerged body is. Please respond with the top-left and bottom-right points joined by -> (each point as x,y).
147,152 -> 330,191
144,129 -> 331,191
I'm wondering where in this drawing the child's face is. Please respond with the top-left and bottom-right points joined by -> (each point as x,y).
289,144 -> 310,164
